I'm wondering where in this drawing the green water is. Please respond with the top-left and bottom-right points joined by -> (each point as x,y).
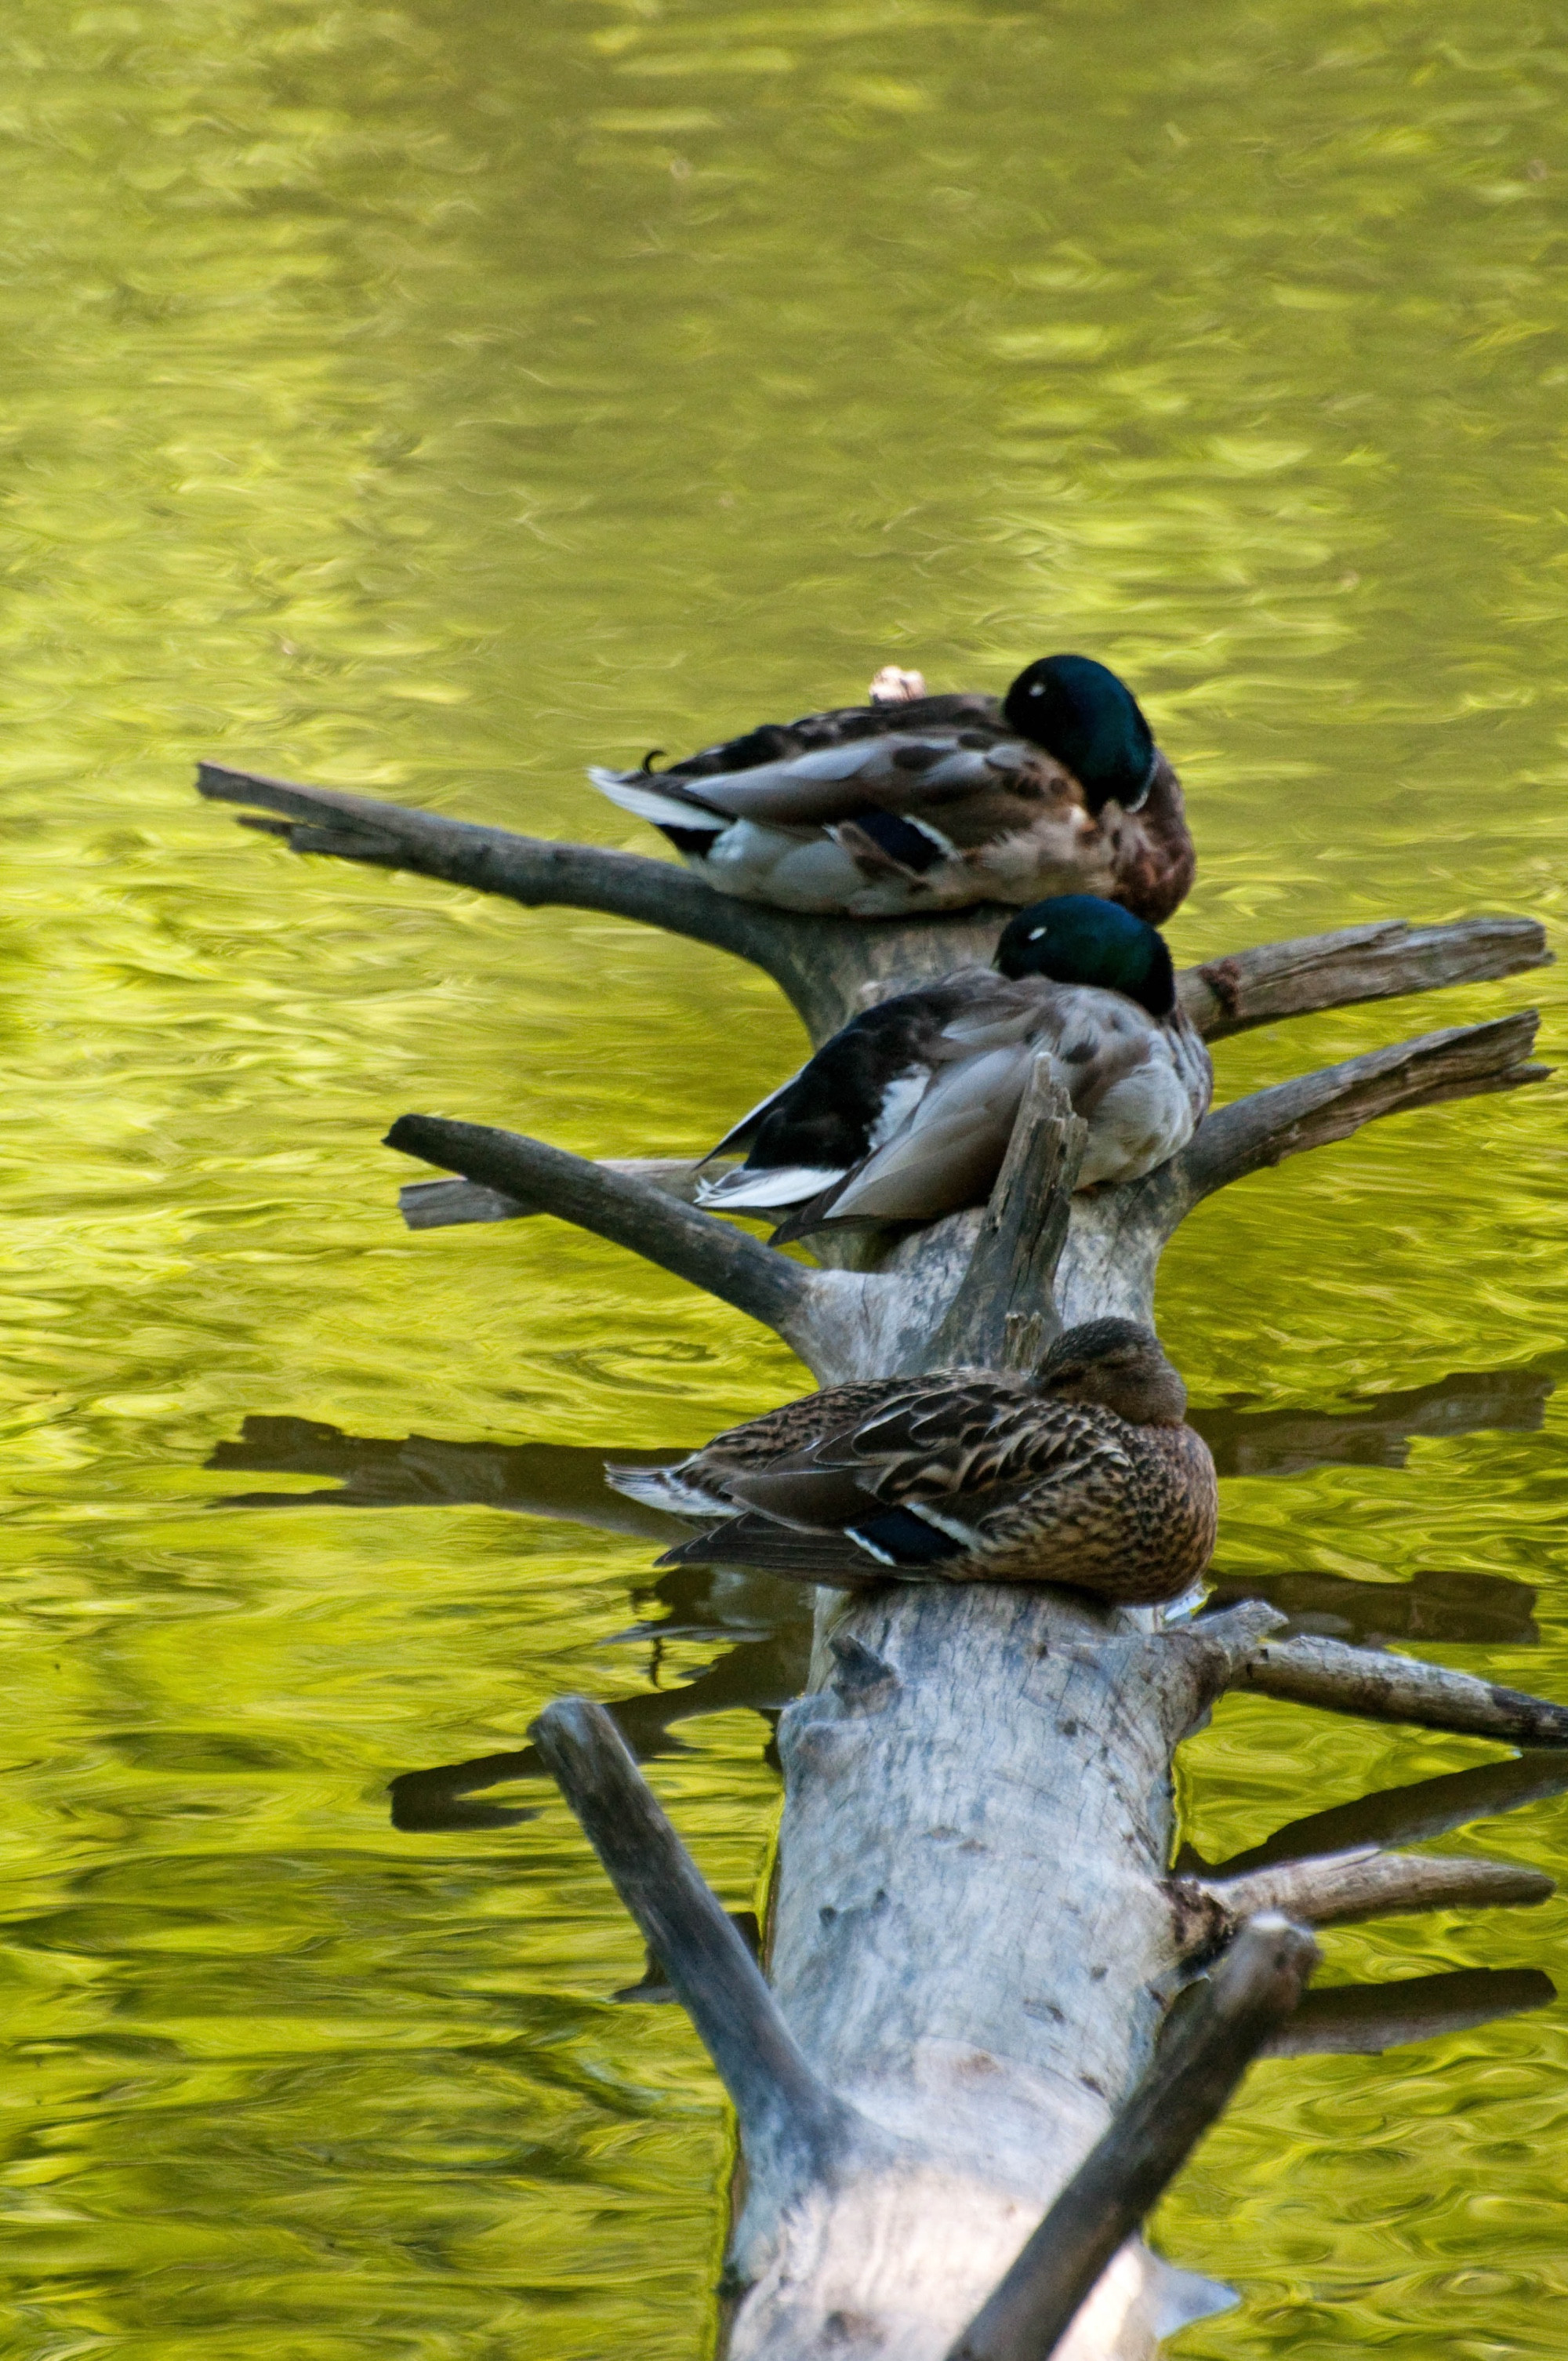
2,0 -> 1567,2352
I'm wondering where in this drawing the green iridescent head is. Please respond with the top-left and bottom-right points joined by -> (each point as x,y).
1002,654 -> 1158,814
993,893 -> 1176,1016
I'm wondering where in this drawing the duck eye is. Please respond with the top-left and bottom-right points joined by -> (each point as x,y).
1028,683 -> 1044,696
1027,926 -> 1048,940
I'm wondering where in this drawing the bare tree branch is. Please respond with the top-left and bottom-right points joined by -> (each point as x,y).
383,1114 -> 824,1349
944,1915 -> 1319,2361
1169,1846 -> 1552,1955
1261,1967 -> 1555,2059
1174,1012 -> 1546,1210
195,761 -> 1000,1042
1235,1633 -> 1568,1744
1180,917 -> 1550,1040
196,765 -> 1549,1044
530,1697 -> 870,2193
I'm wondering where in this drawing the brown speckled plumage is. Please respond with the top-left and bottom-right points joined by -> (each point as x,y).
587,688 -> 1195,925
605,1321 -> 1218,1604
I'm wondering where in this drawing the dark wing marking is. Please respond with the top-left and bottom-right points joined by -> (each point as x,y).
833,808 -> 951,874
713,982 -> 978,1183
655,1515 -> 899,1586
845,1507 -> 967,1566
852,1397 -> 1134,1507
666,694 -> 1007,779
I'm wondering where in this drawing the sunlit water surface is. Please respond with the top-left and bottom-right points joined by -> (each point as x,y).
2,1 -> 1568,2354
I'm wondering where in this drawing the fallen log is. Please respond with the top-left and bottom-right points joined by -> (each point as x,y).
197,768 -> 1562,2351
532,1598 -> 1563,2361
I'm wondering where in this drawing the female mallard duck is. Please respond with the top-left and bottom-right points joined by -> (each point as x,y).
695,894 -> 1211,1237
606,1319 -> 1217,1604
586,653 -> 1194,923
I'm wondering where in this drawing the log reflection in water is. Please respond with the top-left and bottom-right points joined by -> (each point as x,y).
1192,1364 -> 1551,1476
1203,1563 -> 1537,1648
207,1357 -> 1552,1527
1186,1747 -> 1568,1876
388,1564 -> 811,1833
206,1417 -> 685,1541
1261,1966 -> 1555,2057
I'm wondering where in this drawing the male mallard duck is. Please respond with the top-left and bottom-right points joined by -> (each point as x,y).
694,894 -> 1212,1237
586,653 -> 1193,922
606,1319 -> 1217,1603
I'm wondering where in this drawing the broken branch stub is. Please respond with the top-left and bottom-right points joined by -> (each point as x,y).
1179,916 -> 1551,1040
1235,1633 -> 1568,1745
529,1697 -> 869,2199
1168,1846 -> 1553,1956
945,1914 -> 1319,2361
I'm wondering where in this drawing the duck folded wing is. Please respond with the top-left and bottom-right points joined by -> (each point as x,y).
591,734 -> 1059,831
844,1389 -> 1119,1499
698,983 -> 976,1213
813,1043 -> 1030,1225
724,1403 -> 1131,1539
875,1408 -> 1130,1512
655,690 -> 1007,778
603,1377 -> 917,1516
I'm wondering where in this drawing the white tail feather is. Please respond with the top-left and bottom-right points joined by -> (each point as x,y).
585,767 -> 724,834
697,1163 -> 845,1211
604,1464 -> 725,1517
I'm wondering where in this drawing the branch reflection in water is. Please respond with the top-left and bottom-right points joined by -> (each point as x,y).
204,1375 -> 1560,2065
205,1364 -> 1545,1809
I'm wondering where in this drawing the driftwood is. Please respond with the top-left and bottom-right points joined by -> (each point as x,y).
532,1591 -> 1564,2361
943,1915 -> 1321,2361
194,762 -> 1549,1044
197,763 -> 1562,2353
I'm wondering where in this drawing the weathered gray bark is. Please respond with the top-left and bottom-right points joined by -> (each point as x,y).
194,761 -> 1548,1044
383,1005 -> 1544,1382
197,762 -> 1563,2355
535,1592 -> 1566,2361
945,1916 -> 1321,2361
1236,1632 -> 1568,1744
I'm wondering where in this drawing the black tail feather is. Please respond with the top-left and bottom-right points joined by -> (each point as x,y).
655,1514 -> 898,1589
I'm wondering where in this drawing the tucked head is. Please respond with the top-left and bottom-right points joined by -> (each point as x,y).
1001,653 -> 1158,814
1033,1318 -> 1188,1425
993,893 -> 1176,1017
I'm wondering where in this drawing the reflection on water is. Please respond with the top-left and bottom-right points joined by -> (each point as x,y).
387,1567 -> 809,1835
5,0 -> 1568,2352
1194,1367 -> 1553,1478
1194,1750 -> 1568,1878
209,1417 -> 688,1539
